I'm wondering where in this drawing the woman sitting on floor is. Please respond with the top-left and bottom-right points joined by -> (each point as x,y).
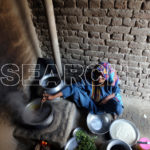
42,62 -> 124,119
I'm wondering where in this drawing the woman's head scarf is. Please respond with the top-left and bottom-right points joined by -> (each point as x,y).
91,62 -> 119,102
95,62 -> 119,86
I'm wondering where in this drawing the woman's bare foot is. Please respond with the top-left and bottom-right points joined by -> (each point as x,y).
112,113 -> 118,120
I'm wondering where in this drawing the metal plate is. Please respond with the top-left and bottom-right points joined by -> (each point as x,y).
64,137 -> 78,150
109,119 -> 140,146
87,113 -> 112,135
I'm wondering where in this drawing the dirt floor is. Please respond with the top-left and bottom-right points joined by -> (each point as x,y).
121,94 -> 150,138
0,94 -> 150,150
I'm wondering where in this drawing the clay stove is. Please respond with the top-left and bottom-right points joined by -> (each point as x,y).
13,98 -> 77,149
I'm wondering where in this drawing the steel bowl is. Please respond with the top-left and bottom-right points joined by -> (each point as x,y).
64,137 -> 78,150
109,119 -> 140,146
87,113 -> 113,135
22,98 -> 53,127
39,74 -> 65,95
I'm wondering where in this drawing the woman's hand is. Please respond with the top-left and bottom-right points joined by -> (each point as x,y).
98,93 -> 115,106
41,91 -> 63,103
98,100 -> 107,105
41,93 -> 54,103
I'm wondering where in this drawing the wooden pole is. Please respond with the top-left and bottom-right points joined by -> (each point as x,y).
44,0 -> 63,76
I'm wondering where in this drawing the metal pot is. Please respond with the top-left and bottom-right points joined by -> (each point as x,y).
22,98 -> 53,128
39,74 -> 65,95
101,139 -> 132,150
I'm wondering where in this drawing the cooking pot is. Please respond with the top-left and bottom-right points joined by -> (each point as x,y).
22,98 -> 53,128
101,139 -> 132,150
39,74 -> 65,95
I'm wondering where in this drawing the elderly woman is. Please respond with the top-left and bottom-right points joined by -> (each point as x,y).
42,62 -> 124,118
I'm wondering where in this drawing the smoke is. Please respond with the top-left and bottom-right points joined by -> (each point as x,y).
0,61 -> 26,124
0,88 -> 27,125
0,61 -> 50,126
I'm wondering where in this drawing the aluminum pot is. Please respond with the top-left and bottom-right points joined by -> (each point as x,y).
22,98 -> 53,128
39,74 -> 65,95
101,139 -> 132,150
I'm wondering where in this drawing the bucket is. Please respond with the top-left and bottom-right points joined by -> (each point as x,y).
101,139 -> 132,150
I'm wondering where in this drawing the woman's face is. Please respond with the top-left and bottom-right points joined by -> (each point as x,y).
98,75 -> 105,84
93,69 -> 105,84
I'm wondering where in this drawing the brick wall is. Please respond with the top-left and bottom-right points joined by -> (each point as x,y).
28,0 -> 150,100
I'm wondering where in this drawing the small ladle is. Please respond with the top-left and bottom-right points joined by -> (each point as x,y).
39,101 -> 45,111
39,91 -> 47,111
